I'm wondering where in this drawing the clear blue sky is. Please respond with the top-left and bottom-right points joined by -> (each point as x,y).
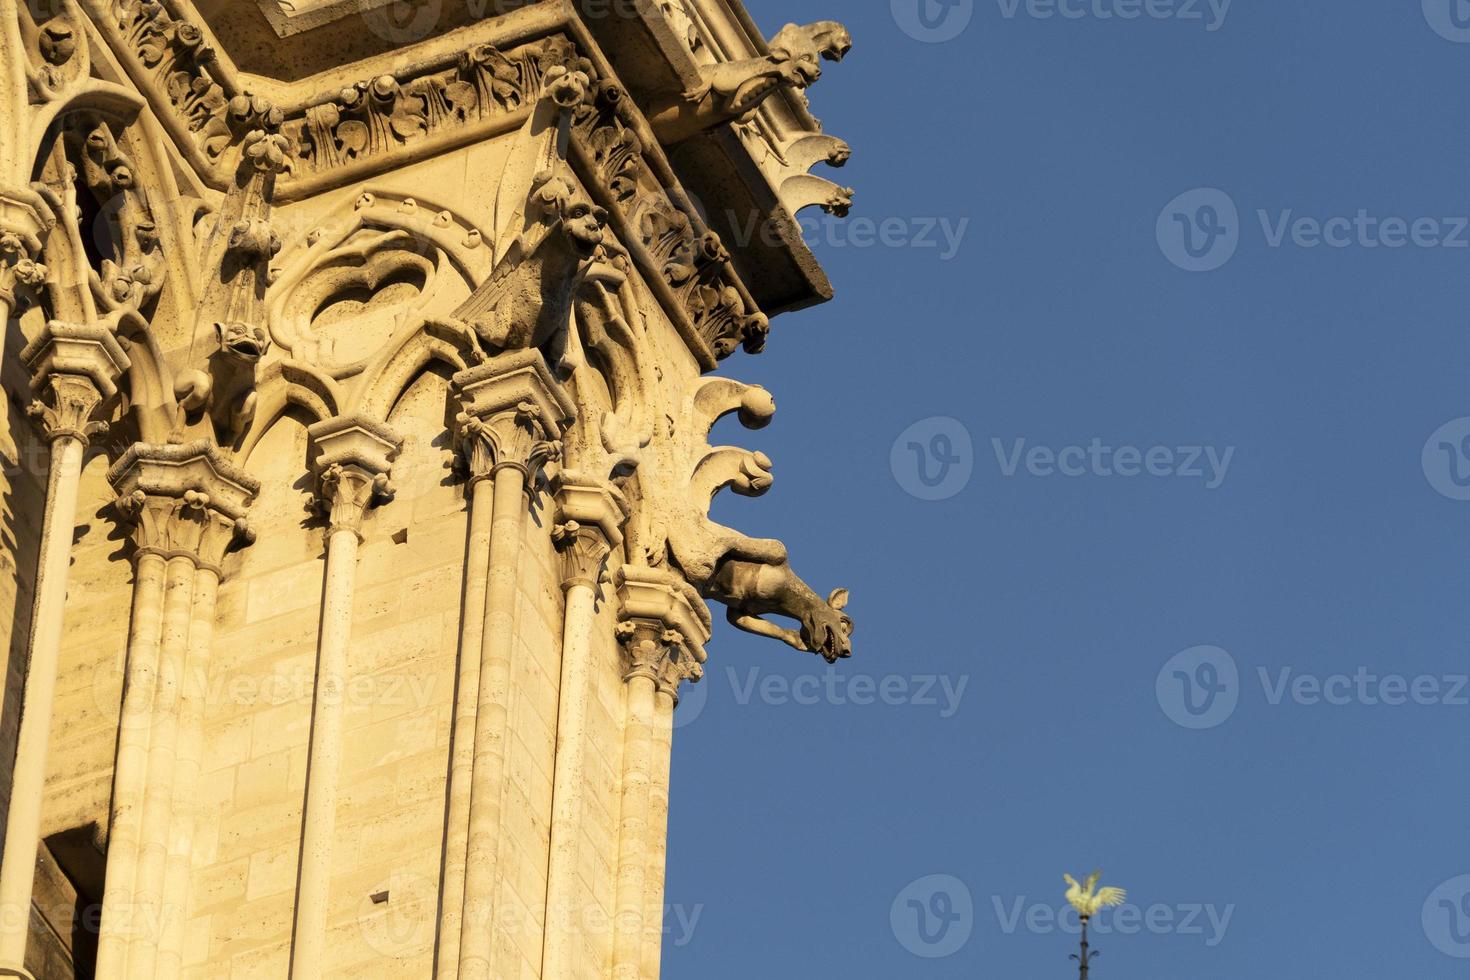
662,1 -> 1470,977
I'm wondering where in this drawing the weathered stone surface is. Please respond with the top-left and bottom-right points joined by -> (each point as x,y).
0,1 -> 855,975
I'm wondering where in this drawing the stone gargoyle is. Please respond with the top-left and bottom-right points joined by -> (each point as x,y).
450,64 -> 619,373
653,377 -> 853,663
650,21 -> 853,142
452,171 -> 609,371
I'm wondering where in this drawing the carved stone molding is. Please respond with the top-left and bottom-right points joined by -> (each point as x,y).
551,473 -> 630,591
307,415 -> 402,539
452,349 -> 575,486
108,441 -> 261,574
614,565 -> 711,702
20,321 -> 132,445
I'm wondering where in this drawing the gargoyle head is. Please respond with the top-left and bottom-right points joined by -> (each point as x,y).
802,588 -> 852,663
539,179 -> 609,259
215,321 -> 271,362
771,21 -> 853,88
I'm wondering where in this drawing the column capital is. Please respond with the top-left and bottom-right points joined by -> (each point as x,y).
614,566 -> 712,701
452,350 -> 575,486
551,473 -> 629,591
0,187 -> 53,305
108,441 -> 261,574
307,414 -> 402,539
21,321 -> 131,445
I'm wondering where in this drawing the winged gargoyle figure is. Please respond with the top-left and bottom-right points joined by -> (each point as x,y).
1064,871 -> 1127,919
451,64 -> 611,373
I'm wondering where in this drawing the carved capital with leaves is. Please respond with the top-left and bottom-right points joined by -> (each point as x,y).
614,565 -> 711,703
452,349 -> 575,487
308,415 -> 402,540
108,441 -> 261,574
20,321 -> 131,445
551,472 -> 629,591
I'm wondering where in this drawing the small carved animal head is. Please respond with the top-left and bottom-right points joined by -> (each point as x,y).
542,182 -> 609,259
803,588 -> 852,663
771,21 -> 853,88
215,321 -> 271,362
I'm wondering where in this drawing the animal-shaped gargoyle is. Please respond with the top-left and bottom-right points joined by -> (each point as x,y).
452,64 -> 610,373
650,21 -> 853,142
654,377 -> 853,662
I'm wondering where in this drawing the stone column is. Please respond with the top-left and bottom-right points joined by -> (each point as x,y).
289,415 -> 401,980
444,350 -> 572,980
610,567 -> 709,980
95,442 -> 259,978
541,475 -> 628,980
0,322 -> 127,975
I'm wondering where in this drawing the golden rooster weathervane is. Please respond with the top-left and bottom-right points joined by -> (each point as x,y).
1062,870 -> 1127,979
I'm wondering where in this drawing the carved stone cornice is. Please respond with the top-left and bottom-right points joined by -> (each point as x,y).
20,321 -> 132,445
551,473 -> 630,591
307,415 -> 402,540
87,0 -> 774,365
614,565 -> 711,702
108,441 -> 261,574
452,350 -> 574,487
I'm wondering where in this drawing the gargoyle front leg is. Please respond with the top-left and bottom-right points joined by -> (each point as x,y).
708,558 -> 852,663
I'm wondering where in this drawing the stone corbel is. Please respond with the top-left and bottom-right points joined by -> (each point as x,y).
648,21 -> 852,144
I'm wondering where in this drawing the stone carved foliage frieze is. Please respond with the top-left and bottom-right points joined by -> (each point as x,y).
282,36 -> 586,175
108,0 -> 236,163
58,0 -> 777,365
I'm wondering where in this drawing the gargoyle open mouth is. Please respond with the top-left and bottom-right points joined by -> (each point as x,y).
216,322 -> 269,362
228,338 -> 265,359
